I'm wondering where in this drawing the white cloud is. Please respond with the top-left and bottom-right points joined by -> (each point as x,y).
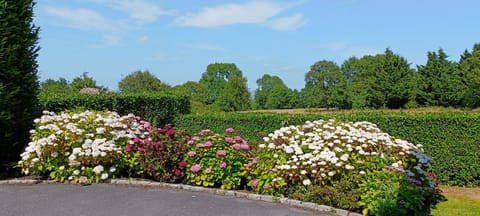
44,6 -> 125,46
176,1 -> 305,30
44,7 -> 111,31
91,0 -> 174,23
268,13 -> 305,30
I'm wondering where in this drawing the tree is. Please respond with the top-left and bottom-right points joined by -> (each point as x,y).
216,76 -> 251,112
172,81 -> 208,113
459,44 -> 480,108
0,0 -> 40,170
382,49 -> 417,108
39,78 -> 71,96
417,49 -> 464,107
301,60 -> 349,109
264,84 -> 299,109
346,55 -> 387,109
254,74 -> 295,109
118,70 -> 170,93
70,72 -> 107,92
199,63 -> 243,105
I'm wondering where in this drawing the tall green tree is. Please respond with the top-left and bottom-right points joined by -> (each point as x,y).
0,0 -> 40,170
417,49 -> 464,107
301,60 -> 349,109
459,44 -> 480,108
118,70 -> 170,93
382,49 -> 417,108
254,74 -> 296,109
199,63 -> 243,105
346,55 -> 387,109
215,76 -> 251,112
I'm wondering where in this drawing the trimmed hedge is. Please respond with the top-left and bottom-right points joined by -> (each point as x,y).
39,92 -> 190,126
174,111 -> 480,187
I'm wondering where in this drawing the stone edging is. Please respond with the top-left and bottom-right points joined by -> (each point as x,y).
0,178 -> 362,216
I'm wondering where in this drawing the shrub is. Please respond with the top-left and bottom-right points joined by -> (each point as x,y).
17,110 -> 149,183
247,119 -> 444,215
174,111 -> 480,186
39,92 -> 190,127
127,124 -> 190,183
184,128 -> 252,189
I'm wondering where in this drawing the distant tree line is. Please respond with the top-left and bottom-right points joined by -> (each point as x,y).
40,43 -> 480,112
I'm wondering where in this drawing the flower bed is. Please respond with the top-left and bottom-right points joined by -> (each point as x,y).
17,111 -> 444,215
18,110 -> 149,183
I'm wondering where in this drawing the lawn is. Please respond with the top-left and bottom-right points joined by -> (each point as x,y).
432,187 -> 480,216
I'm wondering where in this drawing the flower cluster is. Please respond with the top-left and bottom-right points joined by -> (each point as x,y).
184,128 -> 251,189
250,119 -> 436,192
126,124 -> 190,183
18,110 -> 148,183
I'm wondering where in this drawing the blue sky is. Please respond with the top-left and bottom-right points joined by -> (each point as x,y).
35,0 -> 480,91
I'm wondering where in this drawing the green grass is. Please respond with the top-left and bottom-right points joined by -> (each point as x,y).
432,194 -> 480,216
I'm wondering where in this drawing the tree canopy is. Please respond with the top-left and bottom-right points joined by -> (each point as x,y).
118,70 -> 170,93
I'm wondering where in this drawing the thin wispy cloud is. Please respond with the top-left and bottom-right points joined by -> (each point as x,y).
176,1 -> 305,30
90,0 -> 175,23
268,13 -> 305,31
44,7 -> 112,31
44,6 -> 124,46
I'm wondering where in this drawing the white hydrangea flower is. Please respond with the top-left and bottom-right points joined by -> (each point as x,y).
93,165 -> 104,174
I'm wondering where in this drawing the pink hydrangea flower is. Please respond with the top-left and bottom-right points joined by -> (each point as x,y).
240,144 -> 250,150
196,143 -> 205,148
174,169 -> 182,177
225,128 -> 234,133
204,141 -> 213,147
191,164 -> 202,173
225,137 -> 234,143
138,147 -> 146,153
232,143 -> 241,150
187,151 -> 196,157
235,136 -> 243,142
252,180 -> 258,187
219,162 -> 227,168
217,150 -> 227,156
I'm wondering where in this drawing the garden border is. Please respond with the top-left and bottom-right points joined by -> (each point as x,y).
0,178 -> 361,216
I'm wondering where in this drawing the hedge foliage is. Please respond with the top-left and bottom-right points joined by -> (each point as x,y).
39,92 -> 190,126
174,111 -> 480,187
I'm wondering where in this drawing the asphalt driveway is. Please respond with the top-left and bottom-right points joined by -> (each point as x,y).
0,183 -> 332,216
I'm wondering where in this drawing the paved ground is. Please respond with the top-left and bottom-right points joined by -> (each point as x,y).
0,183 -> 332,216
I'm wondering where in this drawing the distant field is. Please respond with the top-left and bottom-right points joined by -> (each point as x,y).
242,106 -> 476,114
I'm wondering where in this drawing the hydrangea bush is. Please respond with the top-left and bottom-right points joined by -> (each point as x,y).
184,128 -> 252,189
126,124 -> 190,183
18,110 -> 149,183
247,119 -> 444,215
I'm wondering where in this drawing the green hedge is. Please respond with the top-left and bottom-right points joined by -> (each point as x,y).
39,92 -> 190,126
174,111 -> 480,187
